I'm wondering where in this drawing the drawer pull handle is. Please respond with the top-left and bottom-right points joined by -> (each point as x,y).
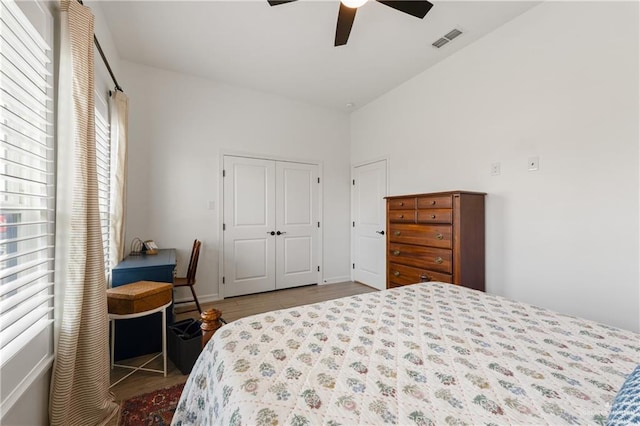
394,231 -> 401,236
393,271 -> 400,277
436,233 -> 443,240
419,274 -> 430,282
399,202 -> 404,206
399,214 -> 404,219
430,200 -> 436,205
434,257 -> 443,264
392,250 -> 400,256
430,214 -> 436,219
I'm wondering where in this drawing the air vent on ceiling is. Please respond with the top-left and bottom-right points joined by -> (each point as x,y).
444,29 -> 463,41
432,28 -> 463,49
432,38 -> 449,48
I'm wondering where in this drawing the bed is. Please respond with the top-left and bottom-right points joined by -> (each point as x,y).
172,282 -> 639,425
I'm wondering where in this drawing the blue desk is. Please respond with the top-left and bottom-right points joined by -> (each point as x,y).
112,249 -> 176,361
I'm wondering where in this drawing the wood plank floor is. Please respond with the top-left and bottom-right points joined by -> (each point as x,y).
109,281 -> 377,401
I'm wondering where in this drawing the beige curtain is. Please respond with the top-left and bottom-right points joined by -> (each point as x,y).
50,1 -> 119,424
109,91 -> 129,269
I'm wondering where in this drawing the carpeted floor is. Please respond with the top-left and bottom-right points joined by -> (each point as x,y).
118,382 -> 185,426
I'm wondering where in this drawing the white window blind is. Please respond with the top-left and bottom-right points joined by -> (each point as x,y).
0,0 -> 55,412
95,101 -> 110,274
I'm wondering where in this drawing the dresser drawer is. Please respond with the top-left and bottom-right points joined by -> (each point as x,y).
417,209 -> 452,224
388,209 -> 416,223
388,243 -> 452,273
388,197 -> 416,210
388,262 -> 453,286
417,195 -> 452,209
388,223 -> 452,249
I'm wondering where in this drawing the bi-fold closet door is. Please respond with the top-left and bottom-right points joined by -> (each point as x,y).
223,155 -> 319,297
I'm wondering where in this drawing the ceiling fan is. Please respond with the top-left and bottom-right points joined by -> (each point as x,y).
267,0 -> 434,46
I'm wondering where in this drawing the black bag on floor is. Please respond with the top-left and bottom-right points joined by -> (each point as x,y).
168,319 -> 202,374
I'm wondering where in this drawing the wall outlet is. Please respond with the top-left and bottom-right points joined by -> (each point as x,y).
528,156 -> 539,171
490,162 -> 501,176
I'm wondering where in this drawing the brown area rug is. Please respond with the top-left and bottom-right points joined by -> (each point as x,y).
118,382 -> 185,426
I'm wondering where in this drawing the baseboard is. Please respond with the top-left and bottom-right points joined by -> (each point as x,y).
321,276 -> 352,285
174,293 -> 220,307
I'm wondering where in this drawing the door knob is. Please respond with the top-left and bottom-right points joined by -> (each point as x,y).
267,231 -> 275,236
276,231 -> 287,235
376,230 -> 385,235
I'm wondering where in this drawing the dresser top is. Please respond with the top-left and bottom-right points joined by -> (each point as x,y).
385,190 -> 486,199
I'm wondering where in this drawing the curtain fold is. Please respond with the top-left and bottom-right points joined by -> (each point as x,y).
109,91 -> 129,270
50,1 -> 119,424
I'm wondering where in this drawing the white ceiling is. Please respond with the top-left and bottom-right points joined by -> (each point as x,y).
99,0 -> 539,110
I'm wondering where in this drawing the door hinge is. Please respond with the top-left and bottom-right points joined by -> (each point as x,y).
222,169 -> 225,177
317,177 -> 320,184
317,221 -> 320,228
352,263 -> 355,269
352,179 -> 355,186
223,223 -> 226,231
222,276 -> 225,284
317,266 -> 320,272
352,221 -> 355,227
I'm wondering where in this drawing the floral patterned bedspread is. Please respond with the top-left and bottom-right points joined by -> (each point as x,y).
172,283 -> 639,425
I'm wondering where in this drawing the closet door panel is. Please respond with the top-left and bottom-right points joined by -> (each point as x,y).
223,156 -> 276,297
275,162 -> 319,289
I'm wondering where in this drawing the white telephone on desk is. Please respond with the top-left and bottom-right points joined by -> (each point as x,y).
143,240 -> 159,255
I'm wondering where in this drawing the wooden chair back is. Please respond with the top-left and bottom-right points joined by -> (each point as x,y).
186,239 -> 201,284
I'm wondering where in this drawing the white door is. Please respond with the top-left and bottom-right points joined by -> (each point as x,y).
275,162 -> 319,289
224,156 -> 319,297
352,160 -> 387,290
223,156 -> 276,297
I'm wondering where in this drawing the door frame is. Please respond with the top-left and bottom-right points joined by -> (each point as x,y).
219,150 -> 323,299
350,157 -> 389,285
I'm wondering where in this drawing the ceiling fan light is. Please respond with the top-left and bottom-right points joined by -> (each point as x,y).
341,0 -> 368,9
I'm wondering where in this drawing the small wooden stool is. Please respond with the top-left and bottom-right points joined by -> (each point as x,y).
107,281 -> 172,388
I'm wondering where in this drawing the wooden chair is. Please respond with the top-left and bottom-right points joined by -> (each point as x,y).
173,239 -> 202,314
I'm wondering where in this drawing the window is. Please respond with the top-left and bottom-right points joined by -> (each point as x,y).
0,0 -> 55,413
95,97 -> 111,275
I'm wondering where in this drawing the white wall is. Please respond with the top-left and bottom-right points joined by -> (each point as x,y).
1,372 -> 50,426
86,0 -> 122,95
120,61 -> 352,302
351,1 -> 639,332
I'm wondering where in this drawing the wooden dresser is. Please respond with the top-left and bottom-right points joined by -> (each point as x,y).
386,191 -> 485,291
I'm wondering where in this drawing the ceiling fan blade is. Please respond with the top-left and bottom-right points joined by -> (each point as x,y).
335,2 -> 357,46
375,0 -> 433,19
267,0 -> 298,6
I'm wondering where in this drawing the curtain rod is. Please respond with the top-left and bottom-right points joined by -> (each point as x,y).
77,0 -> 124,93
